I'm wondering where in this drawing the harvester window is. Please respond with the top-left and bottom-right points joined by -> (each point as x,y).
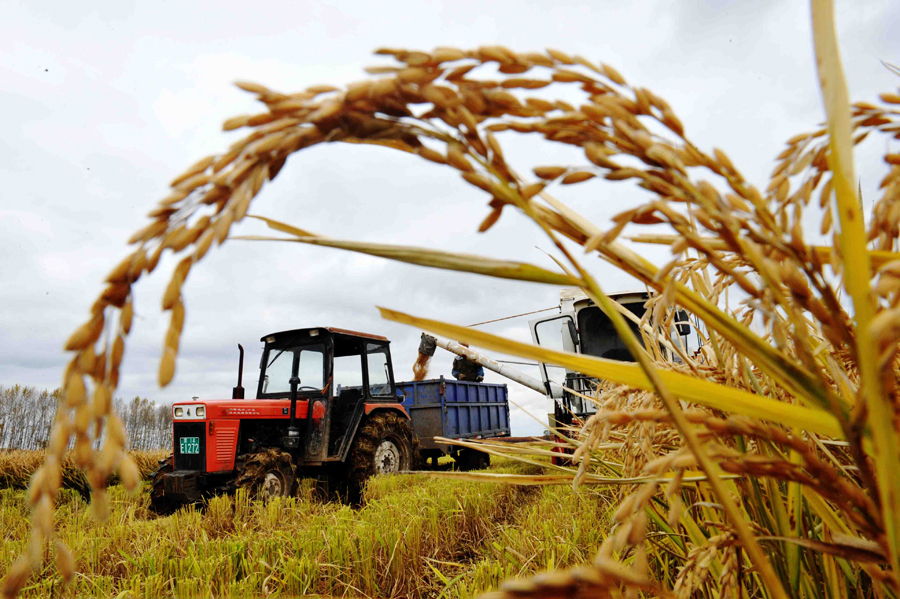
366,343 -> 392,397
577,306 -> 644,361
533,317 -> 572,388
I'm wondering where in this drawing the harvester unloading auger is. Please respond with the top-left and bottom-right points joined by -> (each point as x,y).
416,333 -> 564,399
415,332 -> 581,462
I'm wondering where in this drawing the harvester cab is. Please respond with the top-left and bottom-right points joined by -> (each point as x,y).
150,327 -> 417,513
529,289 -> 700,427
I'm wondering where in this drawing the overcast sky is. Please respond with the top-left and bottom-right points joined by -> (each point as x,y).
2,0 -> 898,436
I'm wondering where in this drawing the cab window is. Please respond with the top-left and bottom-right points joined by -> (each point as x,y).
260,345 -> 324,395
366,343 -> 392,397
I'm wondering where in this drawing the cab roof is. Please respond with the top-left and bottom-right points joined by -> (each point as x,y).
560,288 -> 652,304
260,327 -> 389,343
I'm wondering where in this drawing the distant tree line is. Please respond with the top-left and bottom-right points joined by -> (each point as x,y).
116,395 -> 173,451
0,385 -> 172,451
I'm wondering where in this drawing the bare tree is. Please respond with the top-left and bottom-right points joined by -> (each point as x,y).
0,386 -> 171,450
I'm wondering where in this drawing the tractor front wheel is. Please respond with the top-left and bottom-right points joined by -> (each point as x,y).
233,449 -> 296,501
345,411 -> 418,504
148,454 -> 176,516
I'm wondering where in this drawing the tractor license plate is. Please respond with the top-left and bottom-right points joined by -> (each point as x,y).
179,437 -> 200,454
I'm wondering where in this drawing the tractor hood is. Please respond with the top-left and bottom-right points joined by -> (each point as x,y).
172,399 -> 317,421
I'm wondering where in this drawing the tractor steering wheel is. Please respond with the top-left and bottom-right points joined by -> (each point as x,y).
296,386 -> 319,392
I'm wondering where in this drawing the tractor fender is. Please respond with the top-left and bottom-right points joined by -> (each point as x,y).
363,403 -> 409,418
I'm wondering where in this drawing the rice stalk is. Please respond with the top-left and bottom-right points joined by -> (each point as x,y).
379,307 -> 843,438
812,0 -> 900,577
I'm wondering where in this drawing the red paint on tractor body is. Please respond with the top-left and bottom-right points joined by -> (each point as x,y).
173,399 -> 317,420
207,419 -> 240,472
172,399 -> 409,472
173,399 -> 314,473
364,402 -> 408,417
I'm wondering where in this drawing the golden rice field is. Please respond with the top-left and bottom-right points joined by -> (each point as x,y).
0,453 -> 611,598
0,450 -> 167,496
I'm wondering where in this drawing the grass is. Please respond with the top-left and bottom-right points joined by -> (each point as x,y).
0,456 -> 612,598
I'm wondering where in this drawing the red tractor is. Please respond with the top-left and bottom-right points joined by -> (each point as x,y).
149,327 -> 419,512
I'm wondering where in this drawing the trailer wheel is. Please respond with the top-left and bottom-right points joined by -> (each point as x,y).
148,454 -> 177,516
454,448 -> 490,471
233,449 -> 296,501
346,411 -> 418,504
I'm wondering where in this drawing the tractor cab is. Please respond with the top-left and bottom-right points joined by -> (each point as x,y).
253,327 -> 399,461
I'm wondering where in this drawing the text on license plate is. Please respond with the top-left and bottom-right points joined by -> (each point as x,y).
179,437 -> 200,454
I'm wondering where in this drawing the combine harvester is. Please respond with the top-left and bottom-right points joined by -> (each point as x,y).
526,289 -> 695,428
423,288 -> 698,461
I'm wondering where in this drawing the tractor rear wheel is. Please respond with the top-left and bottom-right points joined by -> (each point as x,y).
148,454 -> 176,516
233,449 -> 296,501
345,411 -> 418,504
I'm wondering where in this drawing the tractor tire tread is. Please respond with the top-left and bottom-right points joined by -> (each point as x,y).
345,411 -> 419,504
232,448 -> 296,499
148,453 -> 176,516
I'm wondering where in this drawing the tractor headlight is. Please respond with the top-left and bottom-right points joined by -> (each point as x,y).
174,404 -> 206,420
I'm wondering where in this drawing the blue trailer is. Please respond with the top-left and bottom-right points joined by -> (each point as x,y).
397,376 -> 510,470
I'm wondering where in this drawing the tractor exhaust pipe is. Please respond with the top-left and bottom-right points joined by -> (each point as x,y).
284,375 -> 301,448
232,344 -> 245,399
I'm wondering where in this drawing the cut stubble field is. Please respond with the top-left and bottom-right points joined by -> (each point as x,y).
0,452 -> 612,598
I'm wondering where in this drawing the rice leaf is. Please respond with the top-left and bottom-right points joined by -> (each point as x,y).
423,470 -> 729,486
379,307 -> 844,438
237,216 -> 582,287
247,214 -> 316,237
812,0 -> 900,574
757,536 -> 884,563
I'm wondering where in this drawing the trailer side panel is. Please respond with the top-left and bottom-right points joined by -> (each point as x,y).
397,378 -> 510,451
